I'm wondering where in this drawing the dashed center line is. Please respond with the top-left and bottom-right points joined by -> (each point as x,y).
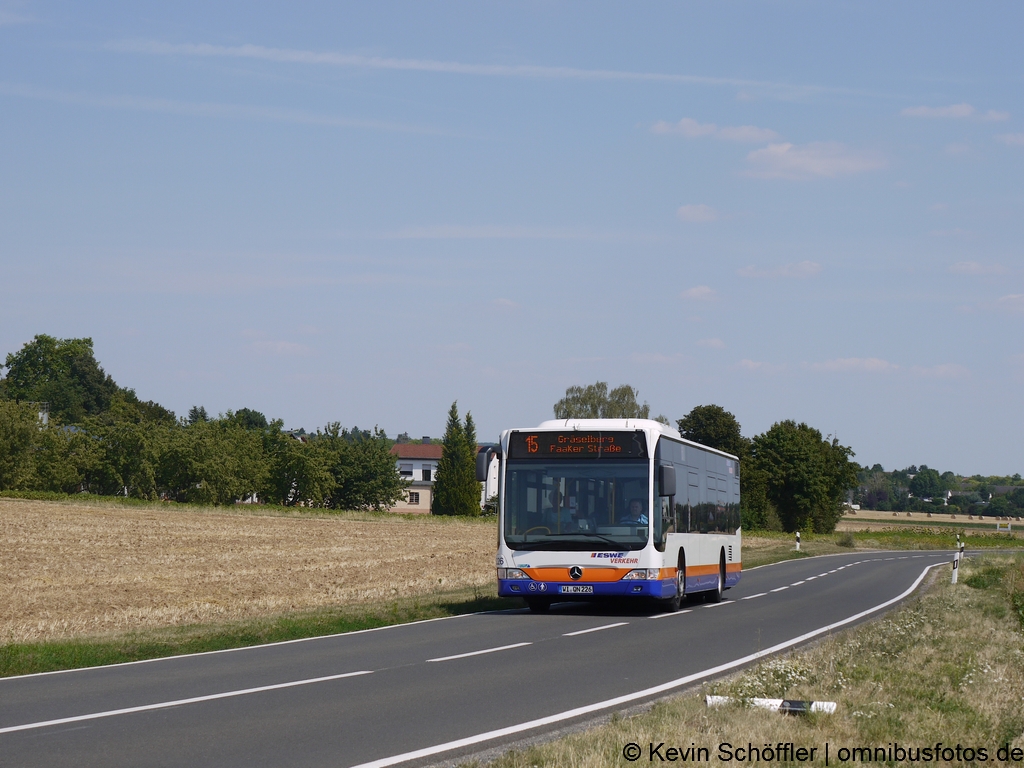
704,601 -> 731,608
648,609 -> 693,620
770,586 -> 789,593
805,576 -> 818,580
427,642 -> 531,663
563,622 -> 628,637
741,593 -> 767,600
790,581 -> 805,586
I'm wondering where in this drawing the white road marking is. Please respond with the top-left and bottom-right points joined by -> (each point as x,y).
790,581 -> 805,586
427,642 -> 532,663
770,586 -> 789,592
805,576 -> 818,580
350,563 -> 947,768
0,611 -> 485,682
0,670 -> 373,735
563,623 -> 628,637
703,601 -> 730,608
885,557 -> 895,561
741,593 -> 767,600
828,569 -> 838,573
648,609 -> 693,619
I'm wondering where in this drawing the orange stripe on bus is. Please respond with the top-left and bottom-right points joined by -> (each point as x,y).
522,567 -> 631,582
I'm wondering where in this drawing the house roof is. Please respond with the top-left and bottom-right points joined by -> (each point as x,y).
390,443 -> 444,459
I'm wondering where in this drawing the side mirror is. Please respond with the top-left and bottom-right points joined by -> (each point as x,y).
658,464 -> 676,497
476,449 -> 494,482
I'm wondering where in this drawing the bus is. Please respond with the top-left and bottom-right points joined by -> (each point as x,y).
477,419 -> 741,612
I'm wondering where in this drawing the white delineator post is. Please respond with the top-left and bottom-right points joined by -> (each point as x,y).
795,531 -> 801,551
951,550 -> 959,584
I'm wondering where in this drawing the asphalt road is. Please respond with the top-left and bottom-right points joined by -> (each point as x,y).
0,550 -> 955,768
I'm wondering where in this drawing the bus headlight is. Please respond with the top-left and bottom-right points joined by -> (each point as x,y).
622,569 -> 660,581
502,568 -> 529,580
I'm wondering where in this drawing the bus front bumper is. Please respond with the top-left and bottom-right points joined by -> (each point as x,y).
498,578 -> 676,599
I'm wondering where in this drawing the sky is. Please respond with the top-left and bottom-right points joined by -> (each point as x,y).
1,2 -> 1022,476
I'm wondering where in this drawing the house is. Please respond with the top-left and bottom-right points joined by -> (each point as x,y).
388,439 -> 500,514
389,439 -> 442,513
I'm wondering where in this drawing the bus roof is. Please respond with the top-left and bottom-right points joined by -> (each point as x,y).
530,418 -> 740,462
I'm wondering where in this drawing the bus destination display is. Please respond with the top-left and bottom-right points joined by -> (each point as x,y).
507,431 -> 647,460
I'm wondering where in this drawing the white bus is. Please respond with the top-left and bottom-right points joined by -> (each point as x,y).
478,419 -> 741,612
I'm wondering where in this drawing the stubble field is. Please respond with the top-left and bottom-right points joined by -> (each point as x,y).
0,498 -> 495,644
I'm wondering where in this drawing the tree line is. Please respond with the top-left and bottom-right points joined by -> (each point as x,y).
554,382 -> 858,534
0,335 -> 407,509
855,463 -> 1024,518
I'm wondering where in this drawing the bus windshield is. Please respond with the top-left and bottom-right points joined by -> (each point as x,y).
503,460 -> 651,550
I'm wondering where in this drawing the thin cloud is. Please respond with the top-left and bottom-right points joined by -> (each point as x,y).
492,298 -> 520,310
910,364 -> 970,379
631,352 -> 682,365
676,204 -> 719,223
0,82 -> 440,135
249,340 -> 312,356
738,261 -> 821,279
744,142 -> 885,180
997,133 -> 1024,146
950,261 -> 1006,276
901,103 -> 975,118
0,10 -> 32,26
652,117 -> 778,143
697,338 -> 725,349
901,103 -> 1008,121
808,358 -> 897,373
736,359 -> 785,373
996,294 -> 1024,313
107,39 -> 864,99
681,286 -> 717,301
371,225 -> 641,241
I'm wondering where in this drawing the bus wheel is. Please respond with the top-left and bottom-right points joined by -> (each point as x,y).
706,553 -> 725,604
662,555 -> 685,612
526,598 -> 551,613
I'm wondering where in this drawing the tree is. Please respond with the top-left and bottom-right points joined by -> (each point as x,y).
325,425 -> 408,511
749,420 -> 857,533
909,468 -> 942,499
228,408 -> 268,431
1,335 -> 120,423
553,382 -> 651,419
676,405 -> 748,457
0,400 -> 39,490
260,427 -> 334,507
433,401 -> 481,516
187,406 -> 209,425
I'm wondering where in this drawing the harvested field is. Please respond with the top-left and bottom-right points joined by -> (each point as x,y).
0,499 -> 495,644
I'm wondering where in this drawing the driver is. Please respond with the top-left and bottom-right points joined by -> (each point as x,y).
618,498 -> 648,525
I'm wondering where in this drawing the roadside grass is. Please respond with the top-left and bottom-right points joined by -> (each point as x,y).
743,529 -> 1024,570
0,584 -> 518,678
467,554 -> 1024,768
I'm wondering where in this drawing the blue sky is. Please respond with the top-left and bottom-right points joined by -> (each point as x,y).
1,2 -> 1022,475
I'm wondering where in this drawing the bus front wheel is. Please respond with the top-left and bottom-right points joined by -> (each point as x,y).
662,554 -> 686,612
706,553 -> 725,604
525,598 -> 551,613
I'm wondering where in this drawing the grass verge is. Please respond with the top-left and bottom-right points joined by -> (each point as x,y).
0,585 -> 518,678
468,554 -> 1024,767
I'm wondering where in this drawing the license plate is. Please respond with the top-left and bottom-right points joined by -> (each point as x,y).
560,585 -> 593,594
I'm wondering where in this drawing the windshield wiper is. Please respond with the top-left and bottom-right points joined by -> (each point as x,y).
552,532 -> 623,547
